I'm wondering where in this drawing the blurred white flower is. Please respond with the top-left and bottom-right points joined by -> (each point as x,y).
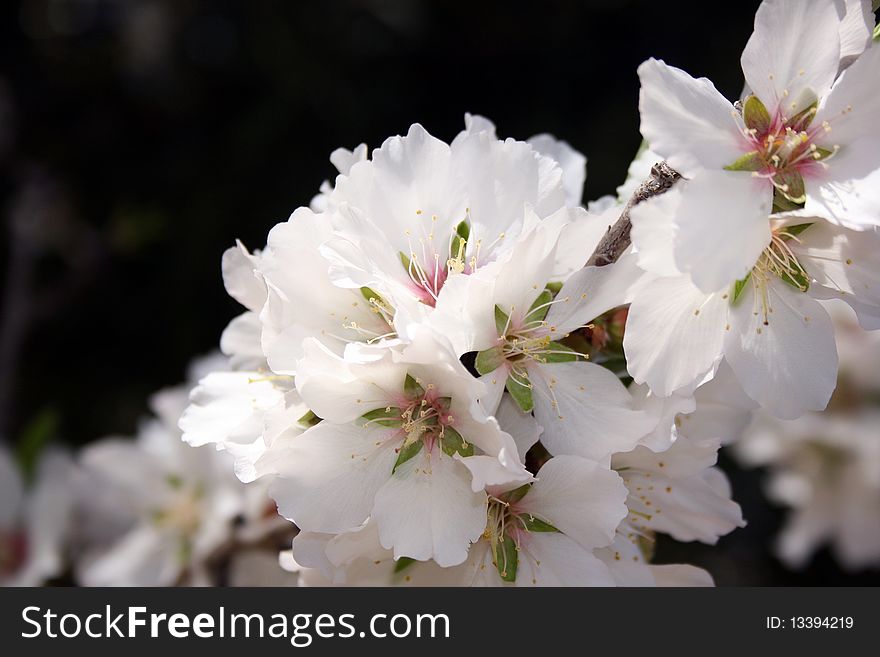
76,372 -> 292,586
1,447 -> 76,586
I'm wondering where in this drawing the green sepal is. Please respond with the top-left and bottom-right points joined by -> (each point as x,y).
723,151 -> 764,172
502,484 -> 532,504
360,286 -> 382,303
811,146 -> 835,161
777,263 -> 811,293
475,346 -> 506,375
494,305 -> 510,336
525,289 -> 553,322
545,281 -> 563,295
732,274 -> 751,305
775,169 -> 806,204
521,515 -> 560,533
542,341 -> 579,363
392,439 -> 423,474
505,373 -> 534,413
493,535 -> 519,583
772,189 -> 802,213
440,426 -> 474,458
788,99 -> 819,132
393,557 -> 416,574
742,94 -> 771,135
361,407 -> 403,428
398,251 -> 411,271
298,410 -> 322,428
779,222 -> 813,239
404,373 -> 425,398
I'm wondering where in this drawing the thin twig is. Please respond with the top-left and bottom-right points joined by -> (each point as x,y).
585,161 -> 681,267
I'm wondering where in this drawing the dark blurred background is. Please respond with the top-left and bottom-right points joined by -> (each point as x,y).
1,0 -> 876,585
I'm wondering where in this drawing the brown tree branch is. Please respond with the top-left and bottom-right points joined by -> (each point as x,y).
585,161 -> 681,267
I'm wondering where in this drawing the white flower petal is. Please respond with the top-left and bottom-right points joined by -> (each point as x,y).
221,241 -> 266,312
637,58 -> 742,177
793,221 -> 880,329
528,133 -> 587,206
373,448 -> 487,567
545,250 -> 647,335
517,532 -> 615,586
741,0 -> 843,116
672,170 -> 773,293
624,275 -> 728,397
518,455 -> 628,550
268,421 -> 398,533
725,278 -> 838,419
531,361 -> 658,462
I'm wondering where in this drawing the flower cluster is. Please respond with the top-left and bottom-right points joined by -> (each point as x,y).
173,0 -> 880,586
6,0 -> 875,588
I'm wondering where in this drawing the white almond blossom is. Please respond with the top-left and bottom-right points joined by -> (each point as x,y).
627,194 -> 880,418
317,120 -> 594,330
291,455 -> 627,587
437,216 -> 658,462
76,382 -> 288,586
638,0 -> 880,292
737,410 -> 880,570
263,326 -> 530,567
1,448 -> 76,586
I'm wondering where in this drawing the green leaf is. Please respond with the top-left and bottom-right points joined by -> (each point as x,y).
297,410 -> 322,428
475,346 -> 506,375
723,151 -> 764,172
742,94 -> 771,134
775,169 -> 806,204
732,274 -> 751,305
455,219 -> 470,241
392,440 -> 423,473
502,484 -> 532,504
441,426 -> 474,458
521,515 -> 560,533
874,21 -> 879,41
542,341 -> 579,363
494,305 -> 510,336
361,407 -> 403,428
545,281 -> 563,295
505,373 -> 533,413
16,408 -> 57,481
493,535 -> 518,583
525,289 -> 553,322
404,373 -> 425,398
393,557 -> 416,573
